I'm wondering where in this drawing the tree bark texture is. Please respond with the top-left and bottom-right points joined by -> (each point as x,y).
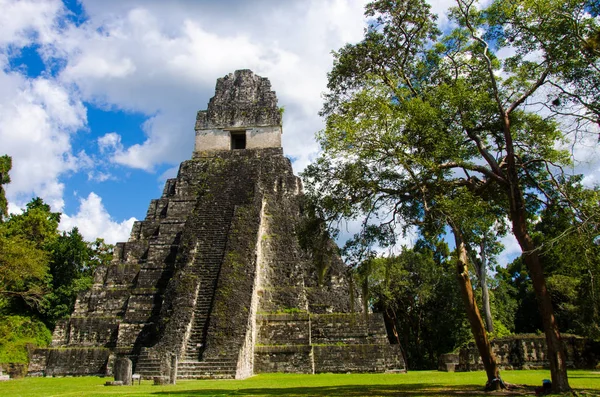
451,226 -> 502,389
477,242 -> 494,334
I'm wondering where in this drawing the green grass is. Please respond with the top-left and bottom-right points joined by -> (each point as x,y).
0,370 -> 599,397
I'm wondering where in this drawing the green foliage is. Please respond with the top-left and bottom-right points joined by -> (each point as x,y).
304,1 -> 597,387
364,242 -> 471,369
298,200 -> 339,286
0,233 -> 48,308
0,194 -> 114,361
0,198 -> 58,310
2,198 -> 60,248
41,230 -> 112,325
0,315 -> 51,363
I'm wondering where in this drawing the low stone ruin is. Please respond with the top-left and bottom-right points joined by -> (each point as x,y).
439,335 -> 600,371
29,70 -> 404,379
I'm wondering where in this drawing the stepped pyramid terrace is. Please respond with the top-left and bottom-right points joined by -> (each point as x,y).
28,70 -> 404,380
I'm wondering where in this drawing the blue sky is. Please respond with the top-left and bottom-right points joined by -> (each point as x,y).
1,0 -> 598,266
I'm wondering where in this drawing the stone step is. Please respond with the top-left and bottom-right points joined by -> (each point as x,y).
179,359 -> 236,365
178,369 -> 236,375
178,367 -> 236,372
178,367 -> 237,373
177,373 -> 235,380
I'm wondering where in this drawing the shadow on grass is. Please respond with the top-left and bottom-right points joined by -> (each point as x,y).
568,374 -> 600,378
152,383 -> 535,396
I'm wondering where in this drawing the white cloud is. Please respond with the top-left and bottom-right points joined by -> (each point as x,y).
0,0 -> 64,47
498,232 -> 521,266
97,132 -> 123,153
60,192 -> 137,244
87,171 -> 115,182
0,71 -> 87,211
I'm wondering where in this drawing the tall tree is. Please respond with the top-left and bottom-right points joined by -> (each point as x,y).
0,155 -> 11,221
0,198 -> 59,309
306,0 -> 598,391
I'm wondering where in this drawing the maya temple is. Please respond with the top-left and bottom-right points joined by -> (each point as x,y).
28,70 -> 404,380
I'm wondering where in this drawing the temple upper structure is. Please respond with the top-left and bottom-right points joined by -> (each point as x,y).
194,70 -> 282,152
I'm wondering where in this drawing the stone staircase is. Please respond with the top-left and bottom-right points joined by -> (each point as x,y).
177,358 -> 238,379
134,349 -> 161,379
183,209 -> 231,361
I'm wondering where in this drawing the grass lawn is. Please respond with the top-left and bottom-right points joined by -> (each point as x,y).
0,370 -> 599,397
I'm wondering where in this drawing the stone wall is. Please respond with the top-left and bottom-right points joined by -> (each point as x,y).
255,345 -> 313,373
254,313 -> 404,374
29,348 -> 111,376
195,126 -> 282,152
313,344 -> 403,373
454,335 -> 600,371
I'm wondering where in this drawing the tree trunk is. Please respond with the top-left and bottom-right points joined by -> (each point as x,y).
451,225 -> 503,390
385,308 -> 409,370
478,242 -> 494,334
510,209 -> 571,392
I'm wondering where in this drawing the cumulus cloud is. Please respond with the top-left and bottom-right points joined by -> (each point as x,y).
0,71 -> 87,211
0,0 -> 91,212
97,132 -> 123,154
49,1 -> 369,173
0,0 -> 64,47
60,192 -> 137,244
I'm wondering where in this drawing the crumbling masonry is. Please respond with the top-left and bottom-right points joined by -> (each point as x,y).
29,70 -> 404,379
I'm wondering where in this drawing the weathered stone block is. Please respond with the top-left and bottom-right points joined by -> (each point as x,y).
105,381 -> 123,386
254,345 -> 313,373
104,264 -> 140,287
114,357 -> 132,385
123,294 -> 155,322
66,317 -> 119,347
313,344 -> 403,373
256,314 -> 310,345
438,353 -> 459,372
116,323 -> 146,347
44,348 -> 111,376
153,376 -> 169,385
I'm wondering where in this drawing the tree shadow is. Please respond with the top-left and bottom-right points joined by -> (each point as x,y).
567,374 -> 600,378
152,383 -> 536,396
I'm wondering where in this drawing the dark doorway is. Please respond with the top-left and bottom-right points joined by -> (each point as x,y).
231,131 -> 246,149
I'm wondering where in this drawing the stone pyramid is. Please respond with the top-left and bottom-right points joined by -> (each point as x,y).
29,70 -> 404,379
